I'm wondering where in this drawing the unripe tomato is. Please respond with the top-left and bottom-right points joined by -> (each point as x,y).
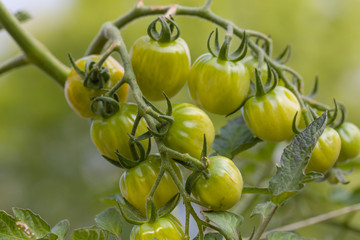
164,103 -> 215,159
130,215 -> 185,240
335,122 -> 360,162
192,156 -> 243,211
90,103 -> 148,160
243,86 -> 301,142
305,127 -> 341,173
120,155 -> 182,214
65,55 -> 128,118
130,36 -> 191,101
188,53 -> 250,115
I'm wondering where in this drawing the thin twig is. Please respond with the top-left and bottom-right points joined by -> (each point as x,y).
0,54 -> 28,75
165,4 -> 177,18
262,203 -> 360,238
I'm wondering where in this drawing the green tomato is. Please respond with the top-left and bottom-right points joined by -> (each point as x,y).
164,103 -> 215,159
65,55 -> 129,118
120,155 -> 182,214
305,127 -> 341,173
90,103 -> 148,160
192,156 -> 243,211
130,35 -> 191,101
243,86 -> 301,142
188,53 -> 250,115
335,122 -> 360,162
130,215 -> 185,240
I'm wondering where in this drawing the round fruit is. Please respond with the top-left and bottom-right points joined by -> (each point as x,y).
120,155 -> 182,214
243,86 -> 301,142
130,35 -> 191,101
130,215 -> 185,240
188,53 -> 250,115
90,103 -> 148,160
192,156 -> 243,211
65,55 -> 128,118
305,127 -> 341,173
335,122 -> 360,162
163,103 -> 215,159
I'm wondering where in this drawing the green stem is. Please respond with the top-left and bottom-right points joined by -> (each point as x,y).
252,205 -> 279,240
242,187 -> 271,195
0,1 -> 70,86
0,54 -> 28,75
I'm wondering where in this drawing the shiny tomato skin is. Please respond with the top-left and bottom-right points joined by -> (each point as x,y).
192,156 -> 243,211
243,86 -> 301,142
163,103 -> 215,159
120,155 -> 182,214
65,55 -> 128,118
335,122 -> 360,162
188,53 -> 250,115
305,127 -> 341,173
130,36 -> 191,101
130,215 -> 185,240
90,103 -> 148,160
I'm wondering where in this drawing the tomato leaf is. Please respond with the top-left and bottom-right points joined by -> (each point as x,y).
201,211 -> 243,240
212,116 -> 261,159
193,232 -> 224,240
266,231 -> 315,240
0,210 -> 32,239
51,219 -> 70,240
250,201 -> 276,219
94,207 -> 122,238
269,113 -> 327,205
12,208 -> 53,239
72,226 -> 108,240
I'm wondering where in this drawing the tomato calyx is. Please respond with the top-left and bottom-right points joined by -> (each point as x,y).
207,27 -> 248,61
147,16 -> 180,43
254,62 -> 279,97
274,44 -> 292,64
90,95 -> 120,119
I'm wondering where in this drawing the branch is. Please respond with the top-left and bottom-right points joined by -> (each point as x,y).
0,54 -> 29,75
0,1 -> 69,86
262,203 -> 360,238
252,205 -> 279,240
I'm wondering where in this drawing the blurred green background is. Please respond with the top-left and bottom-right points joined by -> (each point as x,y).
1,0 -> 360,239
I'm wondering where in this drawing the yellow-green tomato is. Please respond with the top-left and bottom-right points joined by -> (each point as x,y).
305,127 -> 341,173
90,103 -> 148,160
130,36 -> 191,101
335,122 -> 360,162
192,156 -> 243,211
120,155 -> 182,214
188,53 -> 250,115
65,55 -> 129,118
243,86 -> 301,142
130,215 -> 185,240
163,103 -> 215,159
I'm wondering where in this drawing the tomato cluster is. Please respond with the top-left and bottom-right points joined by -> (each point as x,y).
64,16 -> 360,239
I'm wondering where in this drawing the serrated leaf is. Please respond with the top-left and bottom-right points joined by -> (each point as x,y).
0,210 -> 31,239
269,113 -> 327,205
202,211 -> 243,240
12,208 -> 52,239
72,226 -> 107,240
250,201 -> 276,219
266,231 -> 314,240
95,208 -> 122,238
193,232 -> 224,240
51,219 -> 70,240
212,116 -> 261,159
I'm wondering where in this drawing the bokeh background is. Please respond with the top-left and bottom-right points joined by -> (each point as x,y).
1,0 -> 360,239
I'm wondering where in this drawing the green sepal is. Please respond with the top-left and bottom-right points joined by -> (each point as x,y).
307,75 -> 319,98
146,198 -> 158,223
163,92 -> 173,116
143,96 -> 165,115
292,112 -> 301,134
68,53 -> 85,78
158,193 -> 181,218
115,150 -> 140,169
90,96 -> 120,119
229,31 -> 248,61
327,99 -> 338,126
275,45 -> 291,64
101,155 -> 124,168
255,68 -> 266,96
185,171 -> 202,194
332,102 -> 347,128
116,193 -> 147,225
147,17 -> 181,43
127,133 -> 147,162
172,158 -> 201,171
201,134 -> 208,160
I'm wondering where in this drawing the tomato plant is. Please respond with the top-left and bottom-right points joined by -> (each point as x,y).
130,215 -> 185,240
65,55 -> 129,118
163,103 -> 215,159
119,154 -> 182,214
191,156 -> 243,211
